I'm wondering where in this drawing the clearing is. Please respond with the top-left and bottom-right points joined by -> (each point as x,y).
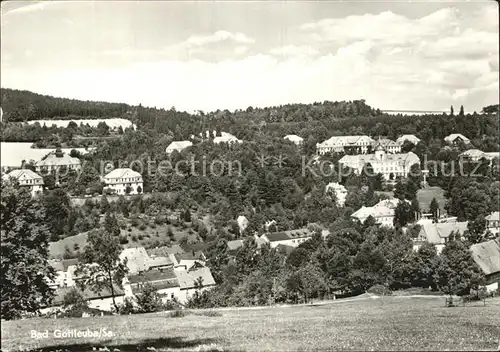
2,296 -> 499,351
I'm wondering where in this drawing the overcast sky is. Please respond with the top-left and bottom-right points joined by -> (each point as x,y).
1,0 -> 498,113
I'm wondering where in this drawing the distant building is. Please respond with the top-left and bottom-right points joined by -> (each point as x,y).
35,149 -> 81,173
372,138 -> 402,154
316,135 -> 375,155
284,134 -> 304,146
119,247 -> 151,274
339,147 -> 420,180
486,211 -> 499,235
470,238 -> 500,293
2,169 -> 44,197
169,251 -> 206,270
227,239 -> 244,253
212,132 -> 242,145
325,182 -> 347,207
259,227 -> 313,248
103,168 -> 143,195
166,140 -> 193,154
444,133 -> 470,145
396,134 -> 421,145
460,149 -> 500,163
412,219 -> 468,254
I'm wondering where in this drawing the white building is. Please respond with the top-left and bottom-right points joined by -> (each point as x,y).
213,132 -> 242,145
444,133 -> 470,145
166,140 -> 193,154
486,211 -> 499,235
373,138 -> 402,154
460,149 -> 500,163
412,219 -> 468,254
35,149 -> 81,173
396,134 -> 421,145
2,169 -> 44,197
284,134 -> 304,146
316,135 -> 375,155
325,182 -> 347,207
351,198 -> 408,228
103,168 -> 143,195
339,147 -> 420,180
470,238 -> 500,293
258,227 -> 313,248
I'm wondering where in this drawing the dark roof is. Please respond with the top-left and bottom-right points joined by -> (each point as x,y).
175,251 -> 205,262
62,258 -> 79,271
131,279 -> 179,294
128,268 -> 177,284
265,232 -> 291,242
180,242 -> 208,253
286,228 -> 312,238
51,285 -> 124,306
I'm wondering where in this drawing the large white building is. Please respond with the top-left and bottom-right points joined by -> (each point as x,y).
316,135 -> 375,155
103,168 -> 143,195
213,132 -> 242,145
2,169 -> 44,197
396,134 -> 421,145
444,133 -> 470,145
460,149 -> 500,162
35,149 -> 81,173
166,140 -> 193,154
412,219 -> 469,254
339,146 -> 420,180
351,198 -> 405,228
373,138 -> 402,154
257,227 -> 314,248
325,182 -> 348,207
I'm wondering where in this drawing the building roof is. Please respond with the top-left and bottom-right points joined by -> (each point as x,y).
147,244 -> 185,257
104,168 -> 142,180
460,149 -> 486,158
351,205 -> 394,220
128,268 -> 177,284
377,138 -> 400,147
444,133 -> 470,142
120,247 -> 150,274
51,285 -> 125,306
325,182 -> 347,193
175,251 -> 205,262
3,169 -> 43,182
147,256 -> 173,268
284,135 -> 304,142
484,152 -> 500,160
36,150 -> 81,167
62,258 -> 79,272
213,133 -> 241,144
318,135 -> 375,148
166,141 -> 193,153
486,211 -> 499,222
419,221 -> 468,244
396,134 -> 420,144
470,238 -> 500,276
175,267 -> 216,290
227,239 -> 244,251
131,279 -> 180,293
264,232 -> 292,242
339,151 -> 420,168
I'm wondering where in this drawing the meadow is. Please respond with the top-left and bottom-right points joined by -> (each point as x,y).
2,296 -> 499,351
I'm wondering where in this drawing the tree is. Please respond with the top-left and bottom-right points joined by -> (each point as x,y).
450,105 -> 454,116
429,198 -> 439,221
42,189 -> 71,241
466,215 -> 486,244
459,105 -> 465,117
135,283 -> 164,313
394,200 -> 412,228
100,196 -> 110,214
434,240 -> 484,297
104,211 -> 121,236
1,181 -> 55,319
62,288 -> 89,317
76,229 -> 128,312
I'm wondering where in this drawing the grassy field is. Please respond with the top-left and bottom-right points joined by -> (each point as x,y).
2,296 -> 500,351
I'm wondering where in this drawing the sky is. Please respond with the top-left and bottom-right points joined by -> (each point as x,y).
1,0 -> 498,113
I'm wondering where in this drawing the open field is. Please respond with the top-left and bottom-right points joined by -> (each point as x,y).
2,296 -> 500,351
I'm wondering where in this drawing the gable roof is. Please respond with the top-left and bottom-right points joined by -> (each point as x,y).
104,168 -> 142,179
51,285 -> 125,306
227,239 -> 244,251
284,135 -> 303,142
419,221 -> 468,244
175,267 -> 216,290
128,268 -> 177,284
37,151 -> 81,167
318,135 -> 375,147
264,232 -> 292,242
470,239 -> 500,276
444,133 -> 470,142
120,247 -> 150,274
486,211 -> 499,222
166,141 -> 193,152
396,134 -> 420,144
4,169 -> 43,181
147,256 -> 173,268
339,151 -> 420,167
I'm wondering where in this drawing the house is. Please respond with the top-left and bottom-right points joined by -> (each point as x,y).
147,256 -> 173,270
486,211 -> 499,235
35,149 -> 81,173
40,285 -> 125,314
175,266 -> 216,303
444,133 -> 470,145
339,147 -> 420,180
459,149 -> 500,163
396,134 -> 421,145
169,251 -> 206,270
2,169 -> 44,197
227,239 -> 244,253
260,227 -> 313,248
372,138 -> 401,154
284,134 -> 304,146
103,168 -> 143,195
351,198 -> 409,228
325,182 -> 348,207
412,219 -> 468,254
166,140 -> 193,154
316,135 -> 375,155
120,247 -> 151,274
213,132 -> 242,145
470,238 -> 500,293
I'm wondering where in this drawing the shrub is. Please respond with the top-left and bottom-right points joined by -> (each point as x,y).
170,310 -> 187,318
149,223 -> 157,229
119,236 -> 129,244
138,224 -> 147,231
136,283 -> 165,313
131,235 -> 137,242
367,284 -> 392,296
137,234 -> 144,241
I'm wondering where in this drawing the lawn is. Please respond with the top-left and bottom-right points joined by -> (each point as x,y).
2,296 -> 500,351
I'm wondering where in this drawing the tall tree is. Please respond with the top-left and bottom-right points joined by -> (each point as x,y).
1,181 -> 55,319
429,197 -> 439,221
76,229 -> 128,311
104,211 -> 121,236
42,189 -> 71,241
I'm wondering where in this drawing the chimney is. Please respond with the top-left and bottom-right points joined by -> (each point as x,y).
55,148 -> 64,158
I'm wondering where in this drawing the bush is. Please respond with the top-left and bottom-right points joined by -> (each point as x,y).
367,284 -> 392,296
136,283 -> 165,313
149,223 -> 157,229
119,236 -> 129,244
138,224 -> 147,231
137,234 -> 144,241
131,235 -> 137,242
170,310 -> 187,318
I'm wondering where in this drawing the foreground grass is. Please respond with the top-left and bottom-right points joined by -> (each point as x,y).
2,296 -> 500,351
